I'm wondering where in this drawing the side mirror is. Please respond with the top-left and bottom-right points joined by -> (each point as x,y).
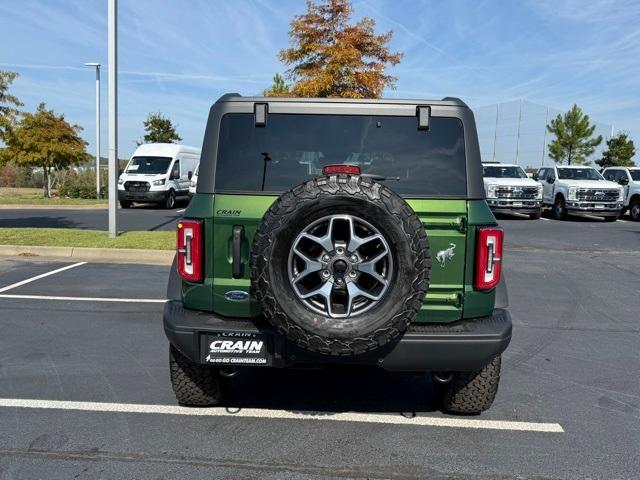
532,173 -> 539,181
546,177 -> 555,184
619,177 -> 629,185
188,171 -> 193,180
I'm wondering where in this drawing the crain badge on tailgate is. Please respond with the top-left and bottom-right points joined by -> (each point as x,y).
224,290 -> 249,301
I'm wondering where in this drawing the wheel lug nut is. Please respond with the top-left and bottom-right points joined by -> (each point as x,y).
349,271 -> 357,278
350,255 -> 358,262
336,278 -> 344,285
322,254 -> 330,262
336,247 -> 344,255
322,270 -> 330,278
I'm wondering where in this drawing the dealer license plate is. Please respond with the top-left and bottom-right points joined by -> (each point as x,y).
512,202 -> 523,208
594,204 -> 605,210
201,332 -> 271,366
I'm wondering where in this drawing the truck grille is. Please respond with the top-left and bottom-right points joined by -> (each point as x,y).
576,189 -> 619,202
124,181 -> 150,192
495,186 -> 539,199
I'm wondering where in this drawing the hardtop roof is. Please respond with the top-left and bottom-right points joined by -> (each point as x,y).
214,93 -> 468,108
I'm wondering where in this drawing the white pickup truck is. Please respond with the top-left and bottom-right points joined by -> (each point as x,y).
482,163 -> 542,219
535,165 -> 623,221
602,167 -> 640,221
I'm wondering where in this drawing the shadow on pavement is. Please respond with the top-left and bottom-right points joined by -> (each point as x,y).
224,365 -> 440,416
0,216 -> 80,229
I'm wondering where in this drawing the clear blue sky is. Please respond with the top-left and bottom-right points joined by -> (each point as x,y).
1,0 -> 638,162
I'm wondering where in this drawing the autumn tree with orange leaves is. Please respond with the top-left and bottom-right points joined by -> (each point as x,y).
270,0 -> 402,98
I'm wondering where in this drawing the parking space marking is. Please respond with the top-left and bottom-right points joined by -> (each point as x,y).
0,262 -> 87,293
617,219 -> 627,223
0,398 -> 564,433
175,209 -> 186,213
0,294 -> 166,303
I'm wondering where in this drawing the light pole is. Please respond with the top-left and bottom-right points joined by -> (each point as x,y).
84,62 -> 101,199
108,0 -> 118,237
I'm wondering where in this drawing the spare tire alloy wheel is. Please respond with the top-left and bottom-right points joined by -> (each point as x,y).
289,214 -> 393,318
252,175 -> 430,356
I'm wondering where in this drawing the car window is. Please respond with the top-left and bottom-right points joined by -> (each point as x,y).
630,169 -> 640,181
172,161 -> 180,178
483,165 -> 528,178
538,168 -> 547,180
214,113 -> 467,197
557,167 -> 602,180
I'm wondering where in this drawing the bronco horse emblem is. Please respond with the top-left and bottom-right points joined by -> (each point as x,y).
436,243 -> 456,267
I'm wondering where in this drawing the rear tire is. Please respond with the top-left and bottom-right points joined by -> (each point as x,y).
119,201 -> 132,208
169,345 -> 225,406
435,356 -> 501,414
529,210 -> 542,220
552,197 -> 567,220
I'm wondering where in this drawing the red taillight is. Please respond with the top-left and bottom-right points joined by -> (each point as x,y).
177,220 -> 203,283
474,227 -> 503,291
322,164 -> 361,175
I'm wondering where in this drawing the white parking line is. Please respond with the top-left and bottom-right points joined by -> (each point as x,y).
0,398 -> 564,433
617,219 -> 627,223
175,209 -> 186,213
0,262 -> 87,293
0,294 -> 166,303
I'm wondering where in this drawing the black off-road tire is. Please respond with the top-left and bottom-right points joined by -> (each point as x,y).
529,210 -> 542,220
553,196 -> 567,220
251,174 -> 430,356
169,345 -> 224,406
435,356 -> 501,414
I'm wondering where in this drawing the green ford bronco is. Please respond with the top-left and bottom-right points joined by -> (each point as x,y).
164,94 -> 512,414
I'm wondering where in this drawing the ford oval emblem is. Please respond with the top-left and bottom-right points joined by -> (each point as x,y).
224,290 -> 249,302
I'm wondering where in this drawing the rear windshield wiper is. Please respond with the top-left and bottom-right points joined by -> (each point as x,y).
360,174 -> 400,182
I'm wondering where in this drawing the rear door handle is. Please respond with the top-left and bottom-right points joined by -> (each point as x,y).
232,225 -> 244,279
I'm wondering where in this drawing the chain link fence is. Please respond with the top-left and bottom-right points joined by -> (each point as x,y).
473,100 -> 613,171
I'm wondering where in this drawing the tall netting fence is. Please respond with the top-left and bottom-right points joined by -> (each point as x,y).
473,100 -> 613,171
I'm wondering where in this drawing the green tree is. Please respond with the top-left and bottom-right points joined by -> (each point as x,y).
263,73 -> 291,97
2,103 -> 88,197
0,70 -> 23,142
277,0 -> 402,98
546,104 -> 602,165
138,112 -> 182,145
595,133 -> 636,168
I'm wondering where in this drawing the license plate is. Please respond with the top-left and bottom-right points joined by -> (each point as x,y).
512,202 -> 523,208
201,332 -> 271,366
594,204 -> 605,210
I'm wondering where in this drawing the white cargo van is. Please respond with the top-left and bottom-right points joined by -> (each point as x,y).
118,143 -> 200,209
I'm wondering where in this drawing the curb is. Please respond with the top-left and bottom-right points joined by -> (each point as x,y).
0,245 -> 174,265
0,204 -> 107,210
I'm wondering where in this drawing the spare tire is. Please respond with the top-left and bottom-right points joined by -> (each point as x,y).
251,174 -> 430,356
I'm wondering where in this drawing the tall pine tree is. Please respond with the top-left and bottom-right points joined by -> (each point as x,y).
596,133 -> 636,168
546,104 -> 602,165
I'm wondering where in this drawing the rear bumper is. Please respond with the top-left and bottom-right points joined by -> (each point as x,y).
163,300 -> 512,372
118,190 -> 167,203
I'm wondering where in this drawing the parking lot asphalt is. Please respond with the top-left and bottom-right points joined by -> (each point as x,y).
0,219 -> 638,479
1,205 -> 639,236
0,205 -> 183,232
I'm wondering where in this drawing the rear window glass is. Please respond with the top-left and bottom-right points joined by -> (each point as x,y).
214,113 -> 466,197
